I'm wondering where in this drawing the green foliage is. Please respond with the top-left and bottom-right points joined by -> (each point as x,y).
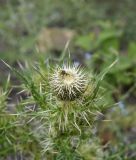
101,106 -> 136,160
0,75 -> 42,159
75,21 -> 122,51
1,0 -> 135,63
75,21 -> 136,101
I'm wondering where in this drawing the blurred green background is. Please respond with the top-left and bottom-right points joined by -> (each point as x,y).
0,0 -> 136,159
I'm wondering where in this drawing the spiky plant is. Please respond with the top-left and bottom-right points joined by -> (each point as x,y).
0,76 -> 18,159
50,63 -> 88,101
0,74 -> 42,159
2,58 -> 117,159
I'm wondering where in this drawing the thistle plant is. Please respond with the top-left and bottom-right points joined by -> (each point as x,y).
2,58 -> 116,159
50,63 -> 88,101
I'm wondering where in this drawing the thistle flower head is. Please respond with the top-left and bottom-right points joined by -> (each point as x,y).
50,63 -> 88,101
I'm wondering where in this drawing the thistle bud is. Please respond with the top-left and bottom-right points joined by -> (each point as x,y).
50,64 -> 88,101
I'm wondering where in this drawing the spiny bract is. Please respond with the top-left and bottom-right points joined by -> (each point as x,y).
50,63 -> 88,101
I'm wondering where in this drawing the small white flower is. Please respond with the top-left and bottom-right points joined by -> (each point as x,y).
50,63 -> 88,101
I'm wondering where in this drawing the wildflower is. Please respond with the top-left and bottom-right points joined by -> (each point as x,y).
50,63 -> 88,101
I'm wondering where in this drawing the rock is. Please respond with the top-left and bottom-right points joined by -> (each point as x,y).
37,27 -> 76,53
